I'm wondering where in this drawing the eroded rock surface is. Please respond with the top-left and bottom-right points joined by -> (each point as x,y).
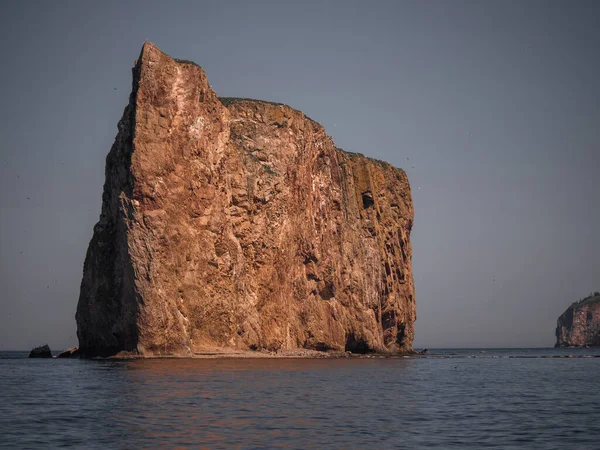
76,43 -> 416,357
556,293 -> 600,347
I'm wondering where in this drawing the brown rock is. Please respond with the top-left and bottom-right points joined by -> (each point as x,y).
555,292 -> 600,347
75,42 -> 416,357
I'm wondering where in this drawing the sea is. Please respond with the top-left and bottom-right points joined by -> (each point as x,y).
1,348 -> 599,449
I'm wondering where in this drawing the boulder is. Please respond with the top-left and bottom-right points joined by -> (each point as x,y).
29,344 -> 52,358
57,347 -> 80,358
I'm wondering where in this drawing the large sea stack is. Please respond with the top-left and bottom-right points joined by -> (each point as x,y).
76,43 -> 416,357
556,292 -> 600,347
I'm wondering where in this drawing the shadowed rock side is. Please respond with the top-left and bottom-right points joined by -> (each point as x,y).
29,344 -> 52,358
76,42 -> 415,357
556,293 -> 600,347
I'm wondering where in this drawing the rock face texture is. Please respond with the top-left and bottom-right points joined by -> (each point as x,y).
556,293 -> 600,347
76,43 -> 415,357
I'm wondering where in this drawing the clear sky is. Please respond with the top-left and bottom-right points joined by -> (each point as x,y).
1,1 -> 598,350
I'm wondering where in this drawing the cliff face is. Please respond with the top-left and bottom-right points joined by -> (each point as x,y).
76,43 -> 415,357
556,294 -> 600,347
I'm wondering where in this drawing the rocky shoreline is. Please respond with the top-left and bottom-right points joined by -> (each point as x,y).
46,347 -> 419,359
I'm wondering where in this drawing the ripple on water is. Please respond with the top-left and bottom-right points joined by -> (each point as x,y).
0,351 -> 600,449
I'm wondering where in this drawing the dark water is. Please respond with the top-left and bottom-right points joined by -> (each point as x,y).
2,348 -> 600,449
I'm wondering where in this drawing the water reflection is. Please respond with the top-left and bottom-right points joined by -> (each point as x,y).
1,353 -> 599,448
115,358 -> 416,448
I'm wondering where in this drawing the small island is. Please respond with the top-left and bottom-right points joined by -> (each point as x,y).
74,43 -> 416,358
555,292 -> 600,347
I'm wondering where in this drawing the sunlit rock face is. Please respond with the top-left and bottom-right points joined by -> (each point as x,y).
556,293 -> 600,347
76,42 -> 416,357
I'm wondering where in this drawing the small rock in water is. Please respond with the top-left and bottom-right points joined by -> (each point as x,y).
29,344 -> 52,358
57,347 -> 80,358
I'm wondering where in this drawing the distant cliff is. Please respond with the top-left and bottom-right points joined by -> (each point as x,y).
555,292 -> 600,347
76,42 -> 416,357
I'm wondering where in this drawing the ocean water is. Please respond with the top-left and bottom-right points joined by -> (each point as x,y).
1,348 -> 600,449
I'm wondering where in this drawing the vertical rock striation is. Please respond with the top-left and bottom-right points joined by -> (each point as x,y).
76,42 -> 416,357
556,293 -> 600,347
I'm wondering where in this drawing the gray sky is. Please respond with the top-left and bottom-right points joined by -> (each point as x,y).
1,1 -> 598,350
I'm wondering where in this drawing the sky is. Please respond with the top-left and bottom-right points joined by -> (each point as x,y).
0,0 -> 598,350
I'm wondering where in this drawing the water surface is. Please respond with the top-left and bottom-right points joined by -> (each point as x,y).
1,348 -> 599,449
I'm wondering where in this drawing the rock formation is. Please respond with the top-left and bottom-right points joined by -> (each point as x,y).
76,42 -> 416,357
29,344 -> 52,358
57,347 -> 80,358
556,292 -> 600,347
